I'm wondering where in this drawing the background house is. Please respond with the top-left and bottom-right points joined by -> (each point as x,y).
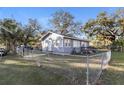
41,32 -> 89,55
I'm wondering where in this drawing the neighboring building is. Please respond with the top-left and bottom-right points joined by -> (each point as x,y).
41,31 -> 89,55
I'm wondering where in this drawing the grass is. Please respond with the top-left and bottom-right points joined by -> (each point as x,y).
0,51 -> 123,85
0,54 -> 86,85
99,52 -> 124,85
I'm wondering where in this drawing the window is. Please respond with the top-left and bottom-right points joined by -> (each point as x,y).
56,38 -> 62,47
81,42 -> 88,47
64,39 -> 70,47
81,42 -> 85,47
68,39 -> 70,47
73,40 -> 80,47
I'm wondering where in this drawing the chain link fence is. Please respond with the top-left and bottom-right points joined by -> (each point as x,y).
16,47 -> 111,85
0,50 -> 4,61
85,50 -> 111,84
0,53 -> 2,61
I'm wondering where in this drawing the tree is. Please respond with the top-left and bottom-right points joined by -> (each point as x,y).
50,10 -> 81,36
112,37 -> 124,52
90,35 -> 112,48
82,10 -> 124,42
0,18 -> 23,53
22,19 -> 41,46
0,18 -> 42,53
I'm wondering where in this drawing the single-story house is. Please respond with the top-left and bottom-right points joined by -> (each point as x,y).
41,31 -> 89,55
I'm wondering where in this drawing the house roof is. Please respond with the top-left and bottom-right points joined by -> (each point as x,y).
42,32 -> 52,41
63,35 -> 89,42
41,31 -> 90,42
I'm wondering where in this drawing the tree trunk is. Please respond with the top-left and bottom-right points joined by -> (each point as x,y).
9,40 -> 17,54
5,40 -> 11,51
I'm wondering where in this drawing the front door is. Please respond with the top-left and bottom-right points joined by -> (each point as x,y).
48,39 -> 52,51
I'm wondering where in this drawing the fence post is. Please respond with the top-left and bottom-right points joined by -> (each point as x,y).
31,49 -> 33,58
22,47 -> 24,57
100,53 -> 104,71
86,54 -> 89,85
0,53 -> 2,61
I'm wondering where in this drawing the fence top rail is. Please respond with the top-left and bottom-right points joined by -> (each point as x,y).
70,50 -> 111,58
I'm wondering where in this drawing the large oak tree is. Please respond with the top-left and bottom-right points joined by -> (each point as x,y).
82,9 -> 124,42
0,18 -> 41,53
0,18 -> 23,52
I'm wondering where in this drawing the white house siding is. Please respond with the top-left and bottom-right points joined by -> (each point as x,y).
63,39 -> 87,54
42,33 -> 64,53
42,32 -> 89,55
62,47 -> 73,54
63,39 -> 73,54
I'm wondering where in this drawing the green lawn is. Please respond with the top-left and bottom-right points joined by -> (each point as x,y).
0,52 -> 124,85
99,52 -> 124,85
0,54 -> 86,85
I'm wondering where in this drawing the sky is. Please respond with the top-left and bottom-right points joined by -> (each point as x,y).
0,7 -> 121,30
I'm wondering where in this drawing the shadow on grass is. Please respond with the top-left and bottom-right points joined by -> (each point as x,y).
98,52 -> 124,85
99,69 -> 124,85
0,55 -> 87,85
0,53 -> 108,85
